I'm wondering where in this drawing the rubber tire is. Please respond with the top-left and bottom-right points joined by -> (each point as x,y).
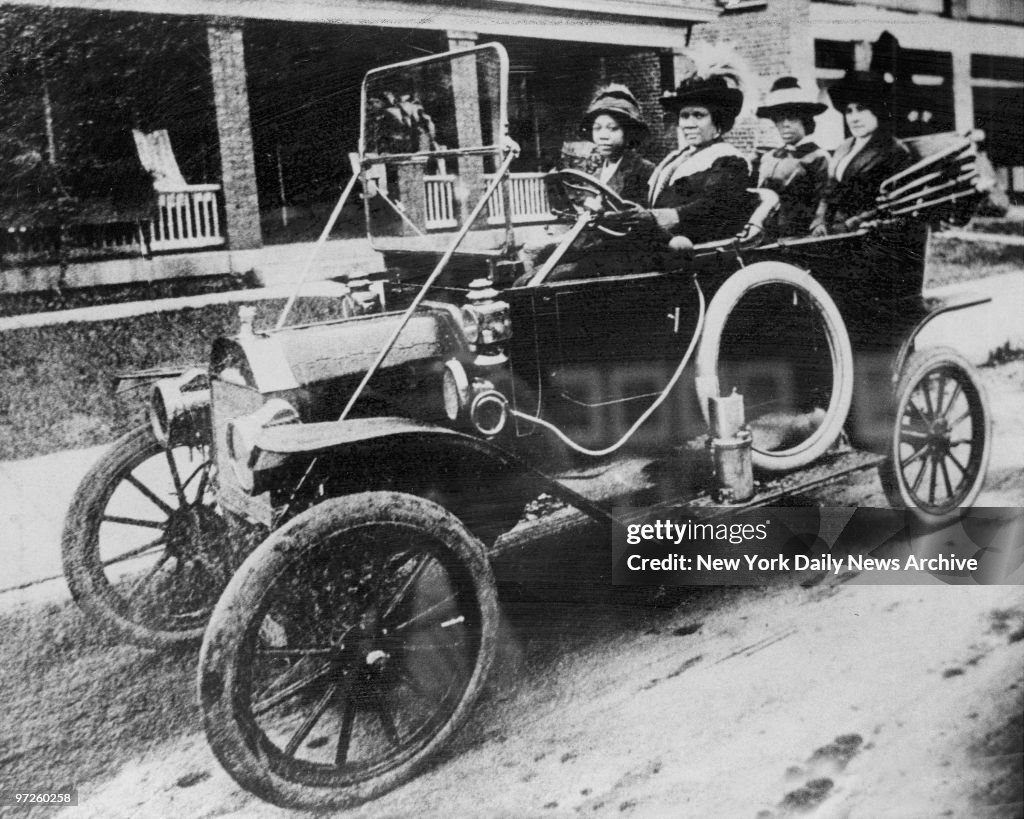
695,261 -> 854,472
198,491 -> 499,810
61,425 -> 219,648
878,347 -> 991,525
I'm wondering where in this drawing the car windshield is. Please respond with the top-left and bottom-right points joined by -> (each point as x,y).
360,44 -> 511,253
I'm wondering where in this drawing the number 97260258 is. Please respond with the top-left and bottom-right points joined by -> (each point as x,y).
0,789 -> 78,806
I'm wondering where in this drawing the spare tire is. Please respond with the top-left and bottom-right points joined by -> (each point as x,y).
695,262 -> 854,473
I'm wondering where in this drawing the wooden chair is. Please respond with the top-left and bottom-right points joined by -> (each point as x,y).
132,129 -> 225,252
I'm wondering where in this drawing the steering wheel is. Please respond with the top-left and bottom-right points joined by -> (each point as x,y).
546,168 -> 638,237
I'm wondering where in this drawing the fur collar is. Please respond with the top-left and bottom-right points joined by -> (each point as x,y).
649,141 -> 750,203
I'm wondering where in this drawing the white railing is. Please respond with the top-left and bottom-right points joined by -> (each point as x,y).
1,223 -> 145,260
149,184 -> 225,252
424,175 -> 459,230
422,172 -> 554,230
484,172 -> 556,225
994,165 -> 1024,196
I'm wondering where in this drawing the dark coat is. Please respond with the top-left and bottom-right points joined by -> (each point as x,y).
600,149 -> 655,206
815,130 -> 911,233
648,145 -> 753,244
757,140 -> 829,236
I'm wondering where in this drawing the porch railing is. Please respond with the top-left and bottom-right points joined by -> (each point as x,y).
994,164 -> 1024,199
423,172 -> 554,230
149,184 -> 225,252
424,175 -> 459,230
484,172 -> 555,225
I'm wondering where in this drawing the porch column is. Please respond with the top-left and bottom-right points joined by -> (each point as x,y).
207,18 -> 261,250
446,30 -> 486,224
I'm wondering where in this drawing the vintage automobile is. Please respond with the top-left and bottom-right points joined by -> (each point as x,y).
61,44 -> 992,808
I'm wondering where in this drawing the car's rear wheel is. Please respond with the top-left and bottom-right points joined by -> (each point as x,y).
198,491 -> 498,810
878,347 -> 990,524
695,262 -> 854,473
61,425 -> 228,648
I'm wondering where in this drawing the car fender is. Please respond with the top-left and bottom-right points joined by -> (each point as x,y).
249,417 -> 552,540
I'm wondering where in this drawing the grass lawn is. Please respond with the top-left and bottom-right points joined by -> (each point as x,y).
0,296 -> 345,461
926,232 -> 1023,287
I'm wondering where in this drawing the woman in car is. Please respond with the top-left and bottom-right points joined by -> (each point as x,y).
535,54 -> 754,281
606,59 -> 753,246
755,77 -> 829,236
579,84 -> 655,205
518,85 -> 653,280
810,70 -> 912,236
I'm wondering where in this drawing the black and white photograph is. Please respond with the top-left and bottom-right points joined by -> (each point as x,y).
0,0 -> 1022,816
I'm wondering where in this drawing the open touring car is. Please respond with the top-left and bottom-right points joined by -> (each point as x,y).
61,43 -> 992,808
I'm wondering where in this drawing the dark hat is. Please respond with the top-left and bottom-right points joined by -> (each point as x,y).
660,74 -> 744,122
827,70 -> 894,114
756,77 -> 827,119
581,84 -> 649,134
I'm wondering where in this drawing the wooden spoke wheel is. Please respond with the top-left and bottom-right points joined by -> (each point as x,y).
61,425 -> 228,647
879,348 -> 991,524
198,491 -> 498,810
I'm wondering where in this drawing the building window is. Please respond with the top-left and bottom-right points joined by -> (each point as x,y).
897,49 -> 954,137
971,53 -> 1024,199
815,40 -> 855,76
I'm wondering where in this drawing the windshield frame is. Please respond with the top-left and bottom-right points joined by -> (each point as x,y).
358,42 -> 510,167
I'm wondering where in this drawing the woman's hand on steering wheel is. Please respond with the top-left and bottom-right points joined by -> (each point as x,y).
599,205 -> 656,233
550,169 -> 646,237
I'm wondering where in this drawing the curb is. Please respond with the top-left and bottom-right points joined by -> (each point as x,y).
0,279 -> 352,332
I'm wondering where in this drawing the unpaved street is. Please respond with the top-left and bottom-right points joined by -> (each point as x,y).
63,579 -> 1024,818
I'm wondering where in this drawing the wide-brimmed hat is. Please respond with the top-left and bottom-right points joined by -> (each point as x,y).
827,70 -> 893,114
580,84 -> 649,134
756,77 -> 827,119
660,74 -> 744,122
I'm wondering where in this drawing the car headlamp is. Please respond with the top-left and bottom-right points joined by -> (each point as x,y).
150,368 -> 210,447
462,279 -> 511,347
460,305 -> 481,345
470,389 -> 508,437
442,360 -> 471,422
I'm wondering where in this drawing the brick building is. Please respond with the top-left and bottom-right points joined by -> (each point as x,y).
698,0 -> 1023,198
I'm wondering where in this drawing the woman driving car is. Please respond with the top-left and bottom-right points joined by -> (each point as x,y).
580,84 -> 655,205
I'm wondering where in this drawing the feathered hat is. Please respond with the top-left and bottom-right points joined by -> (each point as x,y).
756,77 -> 827,119
828,33 -> 898,116
827,70 -> 894,117
660,44 -> 750,124
580,84 -> 649,134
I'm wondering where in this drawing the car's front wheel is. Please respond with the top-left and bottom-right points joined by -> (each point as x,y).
198,491 -> 499,810
61,425 -> 228,648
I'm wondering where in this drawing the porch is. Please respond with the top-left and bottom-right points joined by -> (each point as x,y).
1,186 -> 225,263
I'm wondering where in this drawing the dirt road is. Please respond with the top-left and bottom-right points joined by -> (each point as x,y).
61,582 -> 1023,818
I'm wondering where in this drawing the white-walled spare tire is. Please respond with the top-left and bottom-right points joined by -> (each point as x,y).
695,262 -> 854,473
